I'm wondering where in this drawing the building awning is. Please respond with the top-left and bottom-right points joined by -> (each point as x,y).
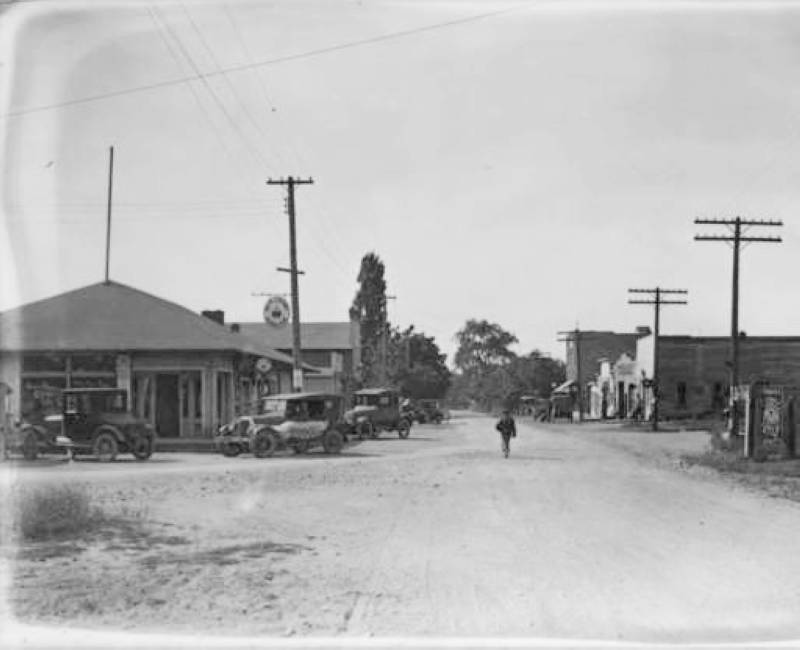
552,380 -> 576,394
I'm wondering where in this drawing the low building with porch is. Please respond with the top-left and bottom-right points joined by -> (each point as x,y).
0,281 -> 312,439
239,320 -> 361,395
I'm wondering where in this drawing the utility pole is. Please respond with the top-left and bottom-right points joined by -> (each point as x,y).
694,217 -> 782,434
558,328 -> 583,422
628,288 -> 688,431
267,176 -> 314,391
104,145 -> 114,284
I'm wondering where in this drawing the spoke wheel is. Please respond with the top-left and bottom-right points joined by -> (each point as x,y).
221,441 -> 242,457
131,436 -> 153,461
252,429 -> 279,458
93,431 -> 119,462
21,431 -> 39,461
397,418 -> 411,439
323,430 -> 344,454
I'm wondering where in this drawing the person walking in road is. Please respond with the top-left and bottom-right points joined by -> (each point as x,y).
495,409 -> 516,458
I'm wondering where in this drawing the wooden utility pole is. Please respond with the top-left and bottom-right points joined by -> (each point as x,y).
104,146 -> 114,284
267,176 -> 314,391
628,288 -> 688,431
558,328 -> 583,422
694,217 -> 782,434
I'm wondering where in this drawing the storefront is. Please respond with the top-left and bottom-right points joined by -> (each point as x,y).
0,281 -> 308,438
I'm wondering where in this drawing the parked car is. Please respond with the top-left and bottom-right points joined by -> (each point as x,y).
345,388 -> 412,439
58,388 -> 155,461
215,392 -> 348,458
2,416 -> 63,460
417,399 -> 445,424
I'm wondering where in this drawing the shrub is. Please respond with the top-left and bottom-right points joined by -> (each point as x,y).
15,484 -> 94,541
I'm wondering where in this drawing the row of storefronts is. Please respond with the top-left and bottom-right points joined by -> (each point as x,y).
561,328 -> 800,422
0,281 -> 315,438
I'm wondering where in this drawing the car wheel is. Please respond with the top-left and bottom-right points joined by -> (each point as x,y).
93,431 -> 119,462
221,441 -> 242,457
323,430 -> 344,454
21,430 -> 38,461
397,418 -> 411,439
131,436 -> 153,461
253,429 -> 279,458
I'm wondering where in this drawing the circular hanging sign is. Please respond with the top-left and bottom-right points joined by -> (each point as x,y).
263,296 -> 290,327
255,357 -> 273,374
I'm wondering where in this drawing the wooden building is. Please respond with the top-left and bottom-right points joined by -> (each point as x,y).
0,281 -> 311,438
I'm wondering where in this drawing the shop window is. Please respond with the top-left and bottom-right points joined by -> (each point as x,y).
302,350 -> 332,368
21,378 -> 66,417
70,354 -> 116,373
677,382 -> 687,408
70,376 -> 116,389
22,353 -> 66,373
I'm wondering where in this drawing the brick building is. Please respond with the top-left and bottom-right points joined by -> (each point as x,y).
645,335 -> 800,419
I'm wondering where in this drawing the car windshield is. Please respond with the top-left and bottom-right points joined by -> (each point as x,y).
261,399 -> 286,415
356,394 -> 380,406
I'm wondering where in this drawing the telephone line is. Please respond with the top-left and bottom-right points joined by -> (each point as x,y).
3,5 -> 519,119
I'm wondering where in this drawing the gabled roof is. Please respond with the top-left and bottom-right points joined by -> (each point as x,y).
238,322 -> 355,350
0,281 -> 296,365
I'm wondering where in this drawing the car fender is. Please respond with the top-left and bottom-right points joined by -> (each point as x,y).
93,424 -> 125,444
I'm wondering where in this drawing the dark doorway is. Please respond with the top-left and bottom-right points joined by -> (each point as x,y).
618,381 -> 625,418
156,373 -> 180,437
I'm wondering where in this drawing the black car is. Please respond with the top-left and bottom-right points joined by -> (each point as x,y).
58,388 -> 154,461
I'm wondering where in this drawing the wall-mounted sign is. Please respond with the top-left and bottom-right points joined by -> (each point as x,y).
255,357 -> 273,374
263,296 -> 290,327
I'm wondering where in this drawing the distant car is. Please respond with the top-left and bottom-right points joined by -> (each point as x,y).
417,399 -> 445,425
59,388 -> 155,461
215,392 -> 348,458
345,388 -> 412,439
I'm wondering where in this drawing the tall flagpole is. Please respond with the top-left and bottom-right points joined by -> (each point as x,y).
104,145 -> 114,284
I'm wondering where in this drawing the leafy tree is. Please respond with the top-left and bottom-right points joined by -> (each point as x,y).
388,326 -> 451,398
454,319 -> 518,373
351,252 -> 388,386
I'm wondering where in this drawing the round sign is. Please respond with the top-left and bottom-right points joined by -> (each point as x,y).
263,296 -> 290,326
255,357 -> 272,374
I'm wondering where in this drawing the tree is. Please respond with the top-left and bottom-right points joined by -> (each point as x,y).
388,326 -> 451,398
453,319 -> 518,373
351,252 -> 388,386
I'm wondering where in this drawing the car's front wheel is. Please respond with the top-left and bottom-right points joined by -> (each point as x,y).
323,429 -> 344,454
93,431 -> 119,462
21,429 -> 38,460
397,418 -> 411,439
252,429 -> 279,458
131,435 -> 153,461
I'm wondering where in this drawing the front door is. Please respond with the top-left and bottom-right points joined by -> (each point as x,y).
156,373 -> 180,437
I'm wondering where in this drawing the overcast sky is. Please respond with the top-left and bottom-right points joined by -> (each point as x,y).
3,0 -> 800,363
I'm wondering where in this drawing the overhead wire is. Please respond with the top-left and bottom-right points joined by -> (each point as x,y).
2,4 -> 520,119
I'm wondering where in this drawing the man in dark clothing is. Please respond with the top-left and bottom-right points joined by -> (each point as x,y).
495,410 -> 517,458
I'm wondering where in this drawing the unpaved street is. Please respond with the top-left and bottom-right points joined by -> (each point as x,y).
4,413 -> 800,644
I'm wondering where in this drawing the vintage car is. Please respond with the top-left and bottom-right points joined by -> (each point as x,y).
2,416 -> 64,460
58,388 -> 155,461
345,388 -> 412,439
215,392 -> 348,458
416,399 -> 445,425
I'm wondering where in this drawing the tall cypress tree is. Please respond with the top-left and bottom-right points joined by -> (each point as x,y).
351,252 -> 387,386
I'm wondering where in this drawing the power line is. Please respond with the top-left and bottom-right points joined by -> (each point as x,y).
2,5 -> 520,119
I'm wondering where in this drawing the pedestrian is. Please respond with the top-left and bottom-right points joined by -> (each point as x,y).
495,409 -> 516,458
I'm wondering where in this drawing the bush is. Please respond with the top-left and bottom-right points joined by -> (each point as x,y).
15,484 -> 94,541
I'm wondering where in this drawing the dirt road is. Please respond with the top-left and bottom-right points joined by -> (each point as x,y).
4,414 -> 800,644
